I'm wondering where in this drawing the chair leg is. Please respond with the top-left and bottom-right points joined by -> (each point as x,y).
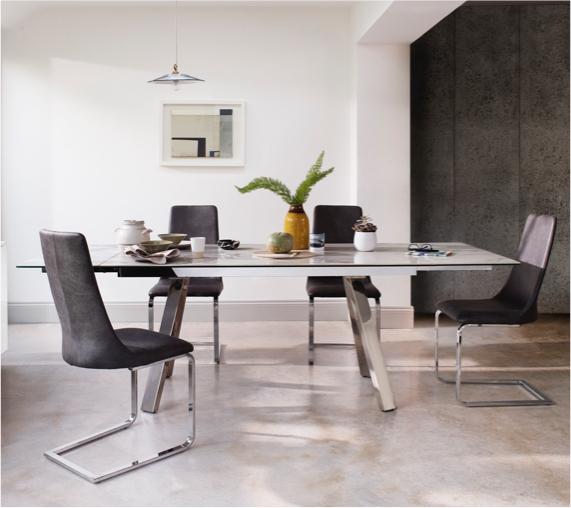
434,311 -> 554,407
148,297 -> 154,331
44,353 -> 196,483
311,297 -> 379,366
213,297 -> 220,364
308,297 -> 315,365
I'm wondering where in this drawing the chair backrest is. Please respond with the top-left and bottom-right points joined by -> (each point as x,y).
497,214 -> 557,321
312,205 -> 363,244
169,205 -> 219,244
40,230 -> 129,369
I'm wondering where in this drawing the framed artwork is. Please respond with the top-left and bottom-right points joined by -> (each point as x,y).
161,101 -> 245,166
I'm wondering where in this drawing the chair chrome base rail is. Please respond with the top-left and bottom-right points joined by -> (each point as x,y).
308,296 -> 380,367
44,353 -> 196,484
434,310 -> 554,407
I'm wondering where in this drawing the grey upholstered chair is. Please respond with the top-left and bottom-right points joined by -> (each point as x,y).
40,230 -> 195,483
306,205 -> 381,365
148,205 -> 223,363
434,214 -> 557,407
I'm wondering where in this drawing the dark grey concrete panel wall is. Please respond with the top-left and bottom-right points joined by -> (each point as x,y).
411,3 -> 570,313
411,15 -> 455,307
454,5 -> 520,301
520,4 -> 570,312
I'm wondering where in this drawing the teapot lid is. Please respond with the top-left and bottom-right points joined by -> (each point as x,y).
122,219 -> 145,225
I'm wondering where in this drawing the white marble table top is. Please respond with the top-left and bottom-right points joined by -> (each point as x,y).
18,243 -> 518,277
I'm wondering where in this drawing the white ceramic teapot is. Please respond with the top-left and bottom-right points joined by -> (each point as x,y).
115,220 -> 152,246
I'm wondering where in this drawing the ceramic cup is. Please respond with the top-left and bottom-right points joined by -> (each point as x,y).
190,237 -> 206,258
309,233 -> 325,255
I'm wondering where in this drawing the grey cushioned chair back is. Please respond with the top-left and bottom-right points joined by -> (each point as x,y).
516,214 -> 557,269
40,230 -> 130,369
169,206 -> 219,244
313,205 -> 363,244
496,214 -> 557,322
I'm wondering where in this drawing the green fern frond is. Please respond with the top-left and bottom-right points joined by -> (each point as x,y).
309,151 -> 324,173
235,151 -> 334,206
292,151 -> 334,205
235,177 -> 294,205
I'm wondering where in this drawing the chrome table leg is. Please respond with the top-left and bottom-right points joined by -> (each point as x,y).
375,298 -> 381,338
344,277 -> 396,411
142,278 -> 189,413
346,294 -> 371,378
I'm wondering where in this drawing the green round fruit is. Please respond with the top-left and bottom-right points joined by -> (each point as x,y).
267,232 -> 293,254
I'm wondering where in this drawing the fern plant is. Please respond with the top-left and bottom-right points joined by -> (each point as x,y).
235,151 -> 334,205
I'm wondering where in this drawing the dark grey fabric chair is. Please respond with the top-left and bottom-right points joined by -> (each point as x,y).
306,205 -> 381,365
434,214 -> 557,407
40,230 -> 195,483
148,205 -> 223,363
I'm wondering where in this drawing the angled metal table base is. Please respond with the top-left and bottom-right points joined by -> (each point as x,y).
140,276 -> 398,414
142,278 -> 189,413
344,277 -> 396,412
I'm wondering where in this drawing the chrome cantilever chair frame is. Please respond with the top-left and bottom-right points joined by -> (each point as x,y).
308,296 -> 380,366
148,295 -> 219,364
45,353 -> 196,484
434,310 -> 554,407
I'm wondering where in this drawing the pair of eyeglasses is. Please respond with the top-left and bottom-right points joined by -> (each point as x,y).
408,243 -> 437,253
217,239 -> 240,251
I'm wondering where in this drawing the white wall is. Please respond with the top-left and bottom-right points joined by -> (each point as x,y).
0,3 -> 6,350
2,3 -> 354,306
355,44 -> 411,307
2,2 -> 417,328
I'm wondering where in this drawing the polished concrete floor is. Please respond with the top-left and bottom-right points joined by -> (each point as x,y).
1,315 -> 569,506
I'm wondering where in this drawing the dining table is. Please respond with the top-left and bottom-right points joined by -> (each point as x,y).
18,242 -> 518,414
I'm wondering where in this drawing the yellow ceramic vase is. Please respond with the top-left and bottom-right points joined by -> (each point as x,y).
284,204 -> 309,250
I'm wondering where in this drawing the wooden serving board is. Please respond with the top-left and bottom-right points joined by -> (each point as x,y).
253,250 -> 317,259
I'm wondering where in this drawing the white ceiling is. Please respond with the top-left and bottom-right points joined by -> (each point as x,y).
359,0 -> 464,44
2,0 -> 464,44
1,0 -> 355,29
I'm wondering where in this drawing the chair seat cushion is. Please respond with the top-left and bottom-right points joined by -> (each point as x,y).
437,298 -> 529,325
306,276 -> 381,299
149,277 -> 223,298
115,328 -> 193,368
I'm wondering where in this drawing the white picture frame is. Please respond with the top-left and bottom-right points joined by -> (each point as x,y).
160,100 -> 246,167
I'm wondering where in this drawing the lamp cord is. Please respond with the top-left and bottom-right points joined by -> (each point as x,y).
175,0 -> 179,70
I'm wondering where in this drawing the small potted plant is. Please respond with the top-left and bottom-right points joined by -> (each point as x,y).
353,216 -> 378,252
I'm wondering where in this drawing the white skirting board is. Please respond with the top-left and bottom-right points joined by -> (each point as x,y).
9,301 -> 414,329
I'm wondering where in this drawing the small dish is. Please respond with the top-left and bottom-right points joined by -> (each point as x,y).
158,233 -> 187,245
217,239 -> 240,250
176,240 -> 191,250
139,240 -> 173,254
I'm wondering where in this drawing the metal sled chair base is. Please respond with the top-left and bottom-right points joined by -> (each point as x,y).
434,311 -> 554,407
44,353 -> 196,484
308,297 -> 380,366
